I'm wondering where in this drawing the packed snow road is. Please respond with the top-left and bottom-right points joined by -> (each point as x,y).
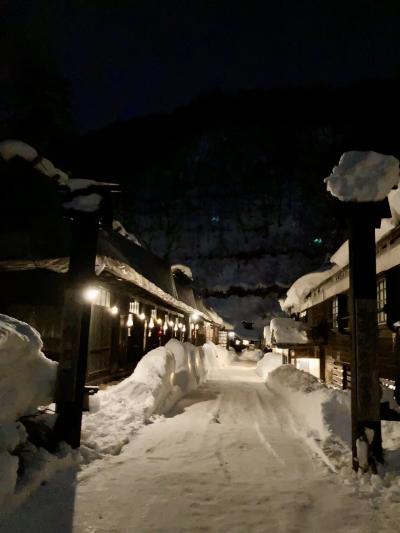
1,363 -> 389,533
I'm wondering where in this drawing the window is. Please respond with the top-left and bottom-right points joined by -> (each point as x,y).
332,297 -> 339,329
129,300 -> 140,314
92,287 -> 110,308
377,278 -> 387,324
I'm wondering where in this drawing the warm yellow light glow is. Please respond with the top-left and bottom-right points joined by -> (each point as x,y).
235,340 -> 241,345
127,313 -> 134,327
169,320 -> 174,327
191,312 -> 199,322
182,325 -> 186,332
178,323 -> 183,329
242,340 -> 250,346
228,331 -> 235,339
157,318 -> 162,325
139,313 -> 146,321
195,324 -> 199,331
110,306 -> 119,315
83,287 -> 99,303
149,318 -> 155,328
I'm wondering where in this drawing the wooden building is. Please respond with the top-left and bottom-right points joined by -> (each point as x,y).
0,148 -> 226,385
279,225 -> 400,388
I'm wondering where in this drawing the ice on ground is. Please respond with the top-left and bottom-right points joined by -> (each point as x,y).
325,151 -> 399,202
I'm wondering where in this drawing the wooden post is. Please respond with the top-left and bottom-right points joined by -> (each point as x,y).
348,202 -> 389,471
55,213 -> 99,448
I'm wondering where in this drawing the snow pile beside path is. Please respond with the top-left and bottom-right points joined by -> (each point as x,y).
0,315 -> 73,512
202,341 -> 236,370
325,151 -> 399,202
240,348 -> 263,362
81,340 -> 206,463
256,352 -> 283,378
267,365 -> 351,470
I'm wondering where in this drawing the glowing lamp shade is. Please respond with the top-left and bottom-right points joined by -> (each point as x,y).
169,320 -> 174,327
191,312 -> 199,322
178,323 -> 183,329
127,314 -> 134,327
228,331 -> 235,339
83,287 -> 99,303
157,318 -> 162,325
149,318 -> 155,328
139,313 -> 146,321
110,306 -> 119,315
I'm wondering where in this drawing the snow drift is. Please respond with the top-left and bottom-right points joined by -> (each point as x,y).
256,352 -> 283,378
266,364 -> 351,471
0,315 -> 72,512
240,348 -> 263,362
80,340 -> 230,462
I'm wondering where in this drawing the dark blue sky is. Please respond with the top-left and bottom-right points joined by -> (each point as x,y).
4,0 -> 400,131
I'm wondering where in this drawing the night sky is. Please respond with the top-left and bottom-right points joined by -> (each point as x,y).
3,0 -> 400,132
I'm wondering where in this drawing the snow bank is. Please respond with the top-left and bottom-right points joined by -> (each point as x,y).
81,340 -> 207,463
266,365 -> 351,471
0,315 -> 73,512
0,315 -> 57,423
325,151 -> 399,203
239,348 -> 263,362
255,352 -> 283,378
270,317 -> 310,345
202,341 -> 236,370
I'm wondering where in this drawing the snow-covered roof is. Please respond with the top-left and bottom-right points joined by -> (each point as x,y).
281,265 -> 338,314
112,220 -> 142,247
282,172 -> 400,314
325,151 -> 399,202
270,317 -> 310,346
171,264 -> 193,281
0,139 -> 69,186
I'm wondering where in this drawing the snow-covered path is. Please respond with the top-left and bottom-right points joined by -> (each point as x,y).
1,363 -> 391,532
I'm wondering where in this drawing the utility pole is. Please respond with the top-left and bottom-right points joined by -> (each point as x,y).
55,183 -> 119,448
347,201 -> 389,472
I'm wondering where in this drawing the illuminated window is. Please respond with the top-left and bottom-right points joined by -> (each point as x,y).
129,301 -> 140,314
332,297 -> 339,328
377,278 -> 387,324
88,287 -> 110,308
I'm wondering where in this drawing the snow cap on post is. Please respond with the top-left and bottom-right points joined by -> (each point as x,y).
325,151 -> 399,202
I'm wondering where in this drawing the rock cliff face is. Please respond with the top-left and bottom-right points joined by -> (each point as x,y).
67,84 -> 400,335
